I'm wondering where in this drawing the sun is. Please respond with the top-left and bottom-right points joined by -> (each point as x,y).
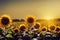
44,16 -> 52,20
46,17 -> 51,20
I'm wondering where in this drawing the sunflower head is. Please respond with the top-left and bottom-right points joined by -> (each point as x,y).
41,26 -> 47,31
13,28 -> 20,33
0,14 -> 12,28
48,25 -> 56,32
19,24 -> 27,32
56,26 -> 60,32
34,22 -> 40,29
26,15 -> 35,26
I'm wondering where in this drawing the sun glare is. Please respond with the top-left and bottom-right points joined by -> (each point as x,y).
44,16 -> 52,20
46,18 -> 51,20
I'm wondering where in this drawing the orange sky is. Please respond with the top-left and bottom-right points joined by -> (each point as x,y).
0,0 -> 60,19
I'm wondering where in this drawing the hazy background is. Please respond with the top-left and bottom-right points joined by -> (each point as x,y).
0,0 -> 60,19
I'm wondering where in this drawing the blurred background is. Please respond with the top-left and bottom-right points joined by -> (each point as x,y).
0,0 -> 60,19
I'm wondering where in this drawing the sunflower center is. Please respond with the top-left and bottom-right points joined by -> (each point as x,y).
34,24 -> 40,29
27,17 -> 34,23
1,17 -> 9,25
20,26 -> 26,31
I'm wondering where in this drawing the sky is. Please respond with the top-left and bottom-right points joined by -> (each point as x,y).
0,0 -> 60,19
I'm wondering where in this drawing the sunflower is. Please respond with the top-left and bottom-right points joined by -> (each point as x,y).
0,14 -> 12,28
19,24 -> 28,32
33,22 -> 41,31
55,26 -> 60,32
41,26 -> 47,31
26,15 -> 36,26
13,27 -> 20,33
48,25 -> 56,32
